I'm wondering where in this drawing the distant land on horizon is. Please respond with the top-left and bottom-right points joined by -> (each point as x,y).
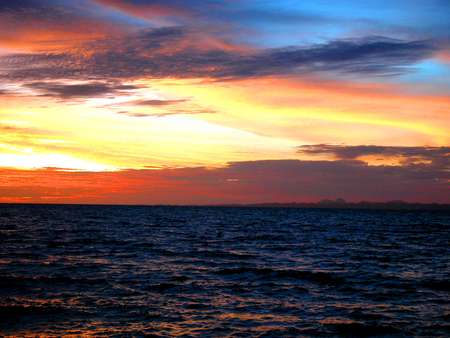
218,198 -> 450,210
1,199 -> 450,210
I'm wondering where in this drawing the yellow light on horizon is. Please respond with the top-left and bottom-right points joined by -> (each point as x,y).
0,153 -> 116,171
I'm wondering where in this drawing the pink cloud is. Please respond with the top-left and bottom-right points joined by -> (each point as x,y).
90,0 -> 189,23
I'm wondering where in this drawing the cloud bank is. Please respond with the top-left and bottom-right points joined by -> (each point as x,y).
1,158 -> 449,204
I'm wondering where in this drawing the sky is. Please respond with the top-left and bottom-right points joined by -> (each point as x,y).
0,0 -> 449,204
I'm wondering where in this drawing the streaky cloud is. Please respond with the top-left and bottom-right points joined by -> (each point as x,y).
84,33 -> 437,79
22,81 -> 140,99
116,108 -> 217,118
132,99 -> 188,106
0,28 -> 437,83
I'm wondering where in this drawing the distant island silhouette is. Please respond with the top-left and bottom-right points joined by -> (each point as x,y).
2,200 -> 449,210
220,198 -> 450,210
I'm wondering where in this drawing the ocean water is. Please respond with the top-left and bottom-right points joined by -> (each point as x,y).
0,204 -> 449,338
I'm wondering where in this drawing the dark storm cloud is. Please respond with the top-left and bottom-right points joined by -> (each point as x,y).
1,27 -> 436,83
22,81 -> 140,99
297,144 -> 450,168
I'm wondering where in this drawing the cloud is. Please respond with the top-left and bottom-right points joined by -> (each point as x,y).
297,144 -> 450,168
1,28 -> 437,83
110,98 -> 217,117
116,108 -> 217,118
88,0 -> 248,24
86,33 -> 436,79
116,111 -> 147,117
89,0 -> 191,24
260,37 -> 433,76
131,99 -> 187,106
0,0 -> 59,17
1,158 -> 449,204
22,81 -> 140,99
0,0 -> 126,50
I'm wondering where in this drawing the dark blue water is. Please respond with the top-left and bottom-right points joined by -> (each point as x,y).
1,204 -> 449,337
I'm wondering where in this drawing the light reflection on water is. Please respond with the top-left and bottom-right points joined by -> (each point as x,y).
0,204 -> 449,337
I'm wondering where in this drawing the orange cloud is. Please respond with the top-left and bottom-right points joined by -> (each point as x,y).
0,9 -> 127,51
91,0 -> 189,24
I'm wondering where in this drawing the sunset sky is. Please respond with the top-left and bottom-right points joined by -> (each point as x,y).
1,0 -> 449,204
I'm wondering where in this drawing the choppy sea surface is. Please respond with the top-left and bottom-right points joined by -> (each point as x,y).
0,204 -> 449,337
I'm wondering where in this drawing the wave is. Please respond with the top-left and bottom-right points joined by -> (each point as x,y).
0,275 -> 109,286
0,305 -> 66,318
214,267 -> 346,286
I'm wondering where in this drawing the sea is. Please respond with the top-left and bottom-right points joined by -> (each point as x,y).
0,204 -> 449,337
